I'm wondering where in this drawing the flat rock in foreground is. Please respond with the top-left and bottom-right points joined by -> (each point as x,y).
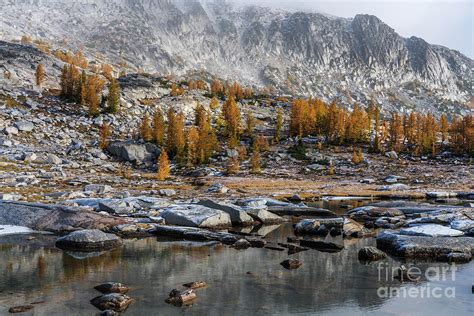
376,230 -> 474,260
0,201 -> 126,233
56,229 -> 122,251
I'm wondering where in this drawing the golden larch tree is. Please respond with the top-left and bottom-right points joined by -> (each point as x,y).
35,64 -> 45,87
157,151 -> 171,181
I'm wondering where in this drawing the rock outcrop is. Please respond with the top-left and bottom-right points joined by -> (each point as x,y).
376,230 -> 474,261
159,205 -> 232,228
0,201 -> 127,233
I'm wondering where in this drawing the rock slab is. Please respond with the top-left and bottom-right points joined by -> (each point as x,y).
56,229 -> 122,251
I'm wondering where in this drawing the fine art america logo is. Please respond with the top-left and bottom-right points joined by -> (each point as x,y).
377,262 -> 457,299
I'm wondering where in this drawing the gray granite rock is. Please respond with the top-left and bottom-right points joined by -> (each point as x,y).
56,229 -> 122,251
160,204 -> 232,228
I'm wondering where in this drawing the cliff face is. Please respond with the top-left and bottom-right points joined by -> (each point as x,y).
1,0 -> 472,114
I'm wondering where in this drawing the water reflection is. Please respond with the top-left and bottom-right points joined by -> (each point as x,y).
0,226 -> 473,315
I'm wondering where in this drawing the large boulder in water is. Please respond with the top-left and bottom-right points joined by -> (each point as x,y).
0,201 -> 126,233
56,229 -> 122,251
160,205 -> 232,228
107,141 -> 159,164
197,199 -> 254,226
376,230 -> 474,260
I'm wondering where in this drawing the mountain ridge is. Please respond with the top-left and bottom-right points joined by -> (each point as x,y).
0,0 -> 472,115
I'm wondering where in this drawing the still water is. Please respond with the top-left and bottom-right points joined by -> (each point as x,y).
0,201 -> 473,315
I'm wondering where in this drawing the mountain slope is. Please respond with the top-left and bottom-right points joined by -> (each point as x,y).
0,0 -> 472,114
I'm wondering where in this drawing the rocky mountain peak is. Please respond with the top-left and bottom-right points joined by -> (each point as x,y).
0,0 -> 472,115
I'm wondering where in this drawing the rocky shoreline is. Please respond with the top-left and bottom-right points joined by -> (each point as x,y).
1,194 -> 472,261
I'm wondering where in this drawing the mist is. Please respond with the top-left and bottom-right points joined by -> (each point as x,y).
233,0 -> 473,58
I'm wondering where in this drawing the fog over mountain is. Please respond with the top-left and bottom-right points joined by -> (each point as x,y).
1,0 -> 472,115
235,0 -> 473,59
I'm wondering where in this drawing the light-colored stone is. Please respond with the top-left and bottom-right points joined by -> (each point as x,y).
14,120 -> 34,132
46,154 -> 62,165
160,204 -> 232,228
400,224 -> 464,237
84,184 -> 113,194
197,199 -> 254,226
245,208 -> 284,224
3,126 -> 18,135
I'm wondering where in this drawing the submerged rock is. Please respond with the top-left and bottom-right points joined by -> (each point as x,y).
160,205 -> 232,228
299,239 -> 344,252
56,229 -> 122,251
280,258 -> 303,270
197,199 -> 254,226
8,305 -> 34,313
90,293 -> 134,312
94,283 -> 129,294
376,230 -> 474,260
183,281 -> 207,289
358,246 -> 387,261
400,224 -> 464,237
267,205 -> 335,217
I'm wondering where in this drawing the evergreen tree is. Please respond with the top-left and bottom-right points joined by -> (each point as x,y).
106,78 -> 120,113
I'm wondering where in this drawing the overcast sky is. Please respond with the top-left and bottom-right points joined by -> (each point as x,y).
234,0 -> 473,58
